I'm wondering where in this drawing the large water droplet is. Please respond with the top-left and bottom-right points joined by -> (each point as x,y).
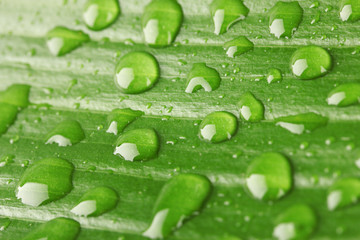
0,84 -> 31,108
327,178 -> 360,211
16,158 -> 74,207
210,0 -> 249,35
273,204 -> 317,240
238,92 -> 264,122
142,0 -> 183,47
224,36 -> 254,58
0,217 -> 11,231
199,111 -> 238,143
290,46 -> 332,80
143,174 -> 211,239
275,112 -> 328,134
46,26 -> 90,56
246,152 -> 292,201
23,217 -> 80,240
45,120 -> 85,147
327,83 -> 360,107
340,0 -> 360,21
83,0 -> 121,31
269,1 -> 303,38
0,103 -> 18,135
107,108 -> 144,135
114,128 -> 159,161
115,52 -> 160,94
71,187 -> 118,217
185,63 -> 221,93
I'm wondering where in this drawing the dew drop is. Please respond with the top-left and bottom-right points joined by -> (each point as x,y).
267,68 -> 282,84
327,178 -> 360,211
238,92 -> 264,122
185,63 -> 221,93
340,0 -> 360,22
224,36 -> 254,58
275,112 -> 328,134
327,83 -> 360,107
83,0 -> 121,31
45,120 -> 85,147
106,108 -> 144,135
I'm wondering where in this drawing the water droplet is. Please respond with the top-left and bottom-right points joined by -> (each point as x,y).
185,63 -> 221,93
238,92 -> 264,122
246,152 -> 292,201
23,217 -> 80,240
143,174 -> 211,239
114,128 -> 159,161
0,103 -> 18,136
310,1 -> 320,8
210,0 -> 249,35
290,46 -> 332,80
83,0 -> 121,30
0,217 -> 11,231
273,204 -> 316,240
142,0 -> 183,47
0,84 -> 31,108
327,178 -> 360,211
71,187 -> 118,217
275,112 -> 328,134
16,158 -> 74,207
45,120 -> 85,147
115,52 -> 160,94
0,154 -> 15,167
327,83 -> 360,107
267,68 -> 282,84
269,1 -> 303,38
46,26 -> 90,56
224,36 -> 254,58
106,108 -> 144,135
340,0 -> 360,21
199,111 -> 238,143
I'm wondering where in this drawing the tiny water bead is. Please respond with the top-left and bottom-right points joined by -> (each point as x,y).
269,1 -> 303,38
185,63 -> 221,93
143,174 -> 211,239
46,26 -> 90,56
245,152 -> 292,201
16,158 -> 74,207
0,103 -> 18,135
0,84 -> 31,108
71,187 -> 118,217
106,108 -> 144,135
224,36 -> 254,58
275,112 -> 328,134
45,120 -> 85,147
210,0 -> 249,35
83,0 -> 121,31
267,68 -> 282,84
199,111 -> 238,143
0,217 -> 11,231
273,204 -> 317,240
327,178 -> 360,211
114,128 -> 159,161
290,46 -> 332,80
340,0 -> 360,21
142,0 -> 183,47
115,52 -> 160,94
327,83 -> 360,107
238,92 -> 264,122
23,217 -> 80,240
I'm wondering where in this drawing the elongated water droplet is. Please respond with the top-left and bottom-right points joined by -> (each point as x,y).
267,68 -> 282,84
23,218 -> 80,240
0,84 -> 30,108
46,26 -> 90,56
45,120 -> 85,147
142,0 -> 183,47
0,217 -> 11,231
275,112 -> 328,134
340,0 -> 360,21
269,1 -> 303,38
291,46 -> 332,80
83,0 -> 121,31
114,128 -> 159,161
199,111 -> 238,143
246,152 -> 292,201
16,158 -> 74,207
238,92 -> 264,122
327,83 -> 360,107
143,174 -> 211,239
185,63 -> 221,93
210,0 -> 249,35
327,178 -> 360,211
273,204 -> 317,240
107,108 -> 144,135
115,52 -> 160,94
0,103 -> 18,135
71,187 -> 118,217
224,36 -> 254,58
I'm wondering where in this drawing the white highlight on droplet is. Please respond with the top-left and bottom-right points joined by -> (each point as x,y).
106,121 -> 118,135
226,46 -> 238,58
143,19 -> 159,44
116,68 -> 135,89
143,209 -> 169,239
327,92 -> 346,106
340,5 -> 352,21
213,9 -> 225,35
292,59 -> 308,77
240,106 -> 252,121
185,77 -> 212,93
47,38 -> 64,56
16,182 -> 49,207
327,190 -> 342,211
246,174 -> 268,200
46,135 -> 72,147
273,222 -> 296,240
270,19 -> 285,38
83,4 -> 99,27
276,122 -> 305,135
200,124 -> 217,141
114,143 -> 140,161
71,200 -> 97,217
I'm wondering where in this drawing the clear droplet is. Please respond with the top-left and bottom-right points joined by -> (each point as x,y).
106,108 -> 144,135
327,178 -> 360,211
83,0 -> 121,31
16,158 -> 74,207
246,152 -> 292,201
45,120 -> 85,147
199,111 -> 238,143
340,0 -> 360,22
143,174 -> 211,239
238,92 -> 264,122
0,103 -> 18,136
327,83 -> 360,107
224,36 -> 254,58
0,84 -> 31,108
275,112 -> 328,134
290,46 -> 332,80
115,52 -> 160,94
267,68 -> 282,84
185,63 -> 221,93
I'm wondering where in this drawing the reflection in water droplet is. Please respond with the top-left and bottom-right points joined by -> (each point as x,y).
185,63 -> 221,93
16,182 -> 49,207
327,178 -> 360,211
83,0 -> 121,31
45,120 -> 85,147
238,92 -> 264,122
106,108 -> 144,135
340,0 -> 360,22
327,83 -> 360,107
275,112 -> 328,134
224,36 -> 254,58
267,68 -> 282,84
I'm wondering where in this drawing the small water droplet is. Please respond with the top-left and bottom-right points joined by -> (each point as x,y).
224,36 -> 254,58
267,68 -> 282,84
45,120 -> 85,147
106,108 -> 144,135
238,92 -> 264,122
83,0 -> 121,31
327,83 -> 360,107
185,63 -> 221,93
275,112 -> 328,134
327,178 -> 360,211
0,84 -> 31,108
